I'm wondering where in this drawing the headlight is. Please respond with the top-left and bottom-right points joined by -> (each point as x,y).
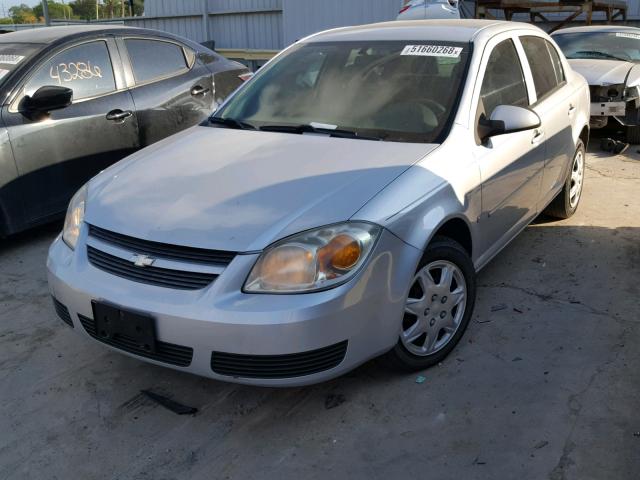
244,222 -> 381,293
62,184 -> 87,250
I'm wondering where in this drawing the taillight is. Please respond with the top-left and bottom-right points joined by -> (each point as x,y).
238,72 -> 254,82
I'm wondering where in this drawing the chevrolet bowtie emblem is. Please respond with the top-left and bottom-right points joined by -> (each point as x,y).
132,254 -> 155,267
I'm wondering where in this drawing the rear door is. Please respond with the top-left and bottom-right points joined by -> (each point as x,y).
118,37 -> 216,146
518,35 -> 575,210
2,37 -> 139,224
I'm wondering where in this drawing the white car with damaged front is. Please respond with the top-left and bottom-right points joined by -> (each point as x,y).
553,25 -> 640,143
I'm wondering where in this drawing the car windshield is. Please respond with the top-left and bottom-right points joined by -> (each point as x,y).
554,31 -> 640,62
0,43 -> 41,83
213,40 -> 470,143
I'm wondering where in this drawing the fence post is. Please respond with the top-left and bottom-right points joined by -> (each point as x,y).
202,0 -> 211,42
42,0 -> 50,26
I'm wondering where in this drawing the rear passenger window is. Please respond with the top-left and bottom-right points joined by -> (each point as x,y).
124,39 -> 188,84
520,36 -> 563,101
25,41 -> 116,101
546,40 -> 566,86
480,39 -> 529,117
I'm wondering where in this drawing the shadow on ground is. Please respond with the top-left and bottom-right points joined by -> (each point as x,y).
1,219 -> 638,480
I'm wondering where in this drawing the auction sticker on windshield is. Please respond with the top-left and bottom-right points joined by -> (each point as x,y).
401,45 -> 463,58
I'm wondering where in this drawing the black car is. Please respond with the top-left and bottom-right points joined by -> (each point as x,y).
0,25 -> 249,236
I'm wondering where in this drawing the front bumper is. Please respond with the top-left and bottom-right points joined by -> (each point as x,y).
47,226 -> 421,386
591,101 -> 626,117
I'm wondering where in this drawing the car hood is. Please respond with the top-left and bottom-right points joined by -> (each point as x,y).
86,127 -> 436,252
568,58 -> 637,86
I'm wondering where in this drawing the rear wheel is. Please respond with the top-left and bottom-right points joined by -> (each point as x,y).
544,140 -> 585,219
385,237 -> 476,371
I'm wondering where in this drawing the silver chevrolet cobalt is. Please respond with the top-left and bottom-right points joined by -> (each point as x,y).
48,20 -> 590,386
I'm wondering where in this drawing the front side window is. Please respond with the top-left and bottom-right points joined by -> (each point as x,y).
24,41 -> 116,101
479,39 -> 529,117
521,36 -> 561,101
554,31 -> 640,62
215,41 -> 470,143
124,39 -> 188,84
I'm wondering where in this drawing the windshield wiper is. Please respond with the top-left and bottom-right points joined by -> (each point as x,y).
569,50 -> 628,62
208,116 -> 256,130
259,124 -> 382,141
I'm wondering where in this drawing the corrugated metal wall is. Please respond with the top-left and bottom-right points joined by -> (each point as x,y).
282,0 -> 398,44
126,0 -> 283,47
136,0 -> 640,51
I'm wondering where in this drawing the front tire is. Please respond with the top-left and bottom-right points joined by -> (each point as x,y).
384,236 -> 476,371
544,139 -> 585,219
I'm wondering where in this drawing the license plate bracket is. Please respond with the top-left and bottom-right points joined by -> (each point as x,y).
92,301 -> 157,354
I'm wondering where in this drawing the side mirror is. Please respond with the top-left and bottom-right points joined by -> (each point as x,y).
23,85 -> 73,113
478,105 -> 541,142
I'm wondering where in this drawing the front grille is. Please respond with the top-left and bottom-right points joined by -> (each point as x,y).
88,224 -> 236,266
87,246 -> 217,290
52,297 -> 73,327
211,341 -> 348,379
78,315 -> 193,367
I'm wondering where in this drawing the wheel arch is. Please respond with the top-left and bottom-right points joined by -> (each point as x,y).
579,124 -> 590,148
427,216 -> 473,258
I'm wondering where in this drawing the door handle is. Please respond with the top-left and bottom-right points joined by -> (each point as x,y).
531,128 -> 545,144
191,85 -> 210,96
568,104 -> 576,115
106,109 -> 132,122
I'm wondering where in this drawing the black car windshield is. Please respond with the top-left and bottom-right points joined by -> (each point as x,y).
554,31 -> 640,62
0,43 -> 41,83
213,41 -> 470,143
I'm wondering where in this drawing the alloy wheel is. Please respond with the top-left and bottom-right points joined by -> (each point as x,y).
401,260 -> 467,356
569,149 -> 584,209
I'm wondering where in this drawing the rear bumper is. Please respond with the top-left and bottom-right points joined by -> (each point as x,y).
47,226 -> 421,386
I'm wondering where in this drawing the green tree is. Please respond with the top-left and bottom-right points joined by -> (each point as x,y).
8,4 -> 37,23
33,1 -> 74,20
69,0 -> 143,20
68,0 -> 96,20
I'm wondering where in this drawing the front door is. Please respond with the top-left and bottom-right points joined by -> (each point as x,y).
473,37 -> 545,256
2,38 -> 139,224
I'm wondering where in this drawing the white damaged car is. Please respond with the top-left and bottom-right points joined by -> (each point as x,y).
553,26 -> 640,142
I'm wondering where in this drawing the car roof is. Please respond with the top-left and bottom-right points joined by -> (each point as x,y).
305,19 -> 545,44
552,25 -> 640,35
0,25 -> 164,45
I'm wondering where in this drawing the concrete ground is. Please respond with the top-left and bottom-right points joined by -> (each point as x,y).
1,143 -> 639,480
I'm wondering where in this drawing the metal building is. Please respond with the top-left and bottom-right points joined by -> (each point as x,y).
131,0 -> 640,52
6,1 -> 640,54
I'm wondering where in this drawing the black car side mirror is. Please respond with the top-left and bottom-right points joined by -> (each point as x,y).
23,86 -> 73,113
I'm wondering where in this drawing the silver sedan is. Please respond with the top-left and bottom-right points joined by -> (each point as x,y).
47,20 -> 590,386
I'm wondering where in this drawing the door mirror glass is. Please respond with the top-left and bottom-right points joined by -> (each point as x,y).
479,105 -> 541,141
23,85 -> 73,112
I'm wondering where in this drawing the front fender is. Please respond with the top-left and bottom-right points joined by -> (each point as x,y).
352,151 -> 482,265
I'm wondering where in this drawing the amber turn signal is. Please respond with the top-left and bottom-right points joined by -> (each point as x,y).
319,234 -> 361,272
